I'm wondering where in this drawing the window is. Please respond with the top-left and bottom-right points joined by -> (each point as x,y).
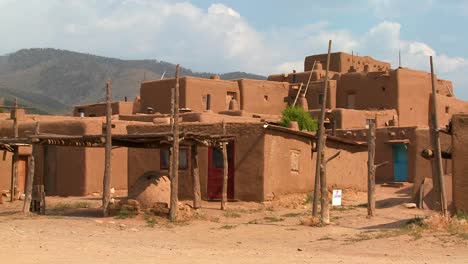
290,150 -> 300,172
160,147 -> 189,170
318,94 -> 324,105
346,93 -> 356,109
445,106 -> 450,114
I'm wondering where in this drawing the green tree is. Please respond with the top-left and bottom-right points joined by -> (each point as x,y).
279,106 -> 318,132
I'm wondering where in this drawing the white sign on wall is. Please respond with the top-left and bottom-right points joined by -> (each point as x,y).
332,190 -> 342,206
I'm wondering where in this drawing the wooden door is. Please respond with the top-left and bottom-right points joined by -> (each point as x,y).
207,143 -> 235,200
16,156 -> 29,194
393,144 -> 408,182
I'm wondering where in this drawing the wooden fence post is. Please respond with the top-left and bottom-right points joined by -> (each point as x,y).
191,144 -> 201,209
10,98 -> 19,202
221,121 -> 228,210
367,119 -> 376,217
312,40 -> 332,216
23,122 -> 39,213
102,80 -> 112,216
169,64 -> 180,221
429,56 -> 448,217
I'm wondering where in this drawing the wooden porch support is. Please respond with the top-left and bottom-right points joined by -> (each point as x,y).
312,40 -> 332,217
191,144 -> 201,209
320,146 -> 341,224
169,64 -> 180,222
367,119 -> 377,217
221,121 -> 228,210
429,56 -> 448,217
23,123 -> 39,213
102,80 -> 112,217
10,98 -> 19,202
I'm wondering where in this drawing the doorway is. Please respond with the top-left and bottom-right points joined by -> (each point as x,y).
207,143 -> 235,200
392,144 -> 408,182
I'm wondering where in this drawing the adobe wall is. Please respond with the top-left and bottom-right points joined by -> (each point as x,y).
434,94 -> 468,128
141,77 -> 239,114
237,79 -> 289,115
263,130 -> 313,200
336,71 -> 399,110
73,102 -> 133,117
298,80 -> 337,110
140,78 -> 180,114
84,147 -> 128,194
304,52 -> 390,73
0,152 -> 13,191
325,140 -> 368,191
395,68 -> 466,128
309,109 -> 398,129
411,128 -> 452,198
451,114 -> 468,212
126,122 -> 266,201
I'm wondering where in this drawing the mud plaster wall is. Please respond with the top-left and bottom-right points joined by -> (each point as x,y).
309,109 -> 398,129
304,53 -> 390,73
238,79 -> 289,115
300,80 -> 336,109
126,122 -> 266,201
325,141 -> 368,191
263,130 -> 313,200
434,94 -> 468,128
73,102 -> 134,117
85,147 -> 128,193
411,128 -> 452,199
0,151 -> 13,190
140,78 -> 180,114
337,71 -> 398,111
452,114 -> 468,212
184,78 -> 239,113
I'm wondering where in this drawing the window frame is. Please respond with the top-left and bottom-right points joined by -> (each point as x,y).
160,146 -> 190,170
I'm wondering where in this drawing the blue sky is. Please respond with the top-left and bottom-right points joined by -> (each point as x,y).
0,0 -> 467,98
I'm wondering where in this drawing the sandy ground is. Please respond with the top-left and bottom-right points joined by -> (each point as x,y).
1,185 -> 467,264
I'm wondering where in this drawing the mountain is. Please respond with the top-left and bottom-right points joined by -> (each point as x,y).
0,48 -> 266,114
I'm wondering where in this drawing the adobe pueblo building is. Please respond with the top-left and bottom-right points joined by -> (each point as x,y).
1,51 -> 467,212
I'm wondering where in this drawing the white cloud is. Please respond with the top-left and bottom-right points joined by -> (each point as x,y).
0,0 -> 466,98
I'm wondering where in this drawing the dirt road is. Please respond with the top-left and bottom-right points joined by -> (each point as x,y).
1,186 -> 467,263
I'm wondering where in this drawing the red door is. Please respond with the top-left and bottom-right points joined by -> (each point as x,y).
207,143 -> 235,200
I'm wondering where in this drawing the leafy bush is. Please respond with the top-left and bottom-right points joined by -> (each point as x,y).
279,106 -> 318,132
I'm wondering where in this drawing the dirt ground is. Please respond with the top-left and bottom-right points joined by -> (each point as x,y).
1,185 -> 467,264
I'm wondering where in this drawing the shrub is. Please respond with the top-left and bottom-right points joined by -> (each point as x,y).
279,106 -> 318,132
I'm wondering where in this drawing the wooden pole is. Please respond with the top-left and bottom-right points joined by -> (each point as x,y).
321,150 -> 340,224
221,121 -> 228,210
429,56 -> 448,217
169,64 -> 180,221
191,144 -> 201,209
102,80 -> 112,216
10,98 -> 19,202
23,122 -> 39,213
312,40 -> 332,216
367,119 -> 376,217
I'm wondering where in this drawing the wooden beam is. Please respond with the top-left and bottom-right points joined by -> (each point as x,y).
191,145 -> 201,209
102,80 -> 113,217
23,122 -> 39,213
367,119 -> 376,217
429,56 -> 448,217
169,64 -> 180,222
319,138 -> 329,224
312,40 -> 332,217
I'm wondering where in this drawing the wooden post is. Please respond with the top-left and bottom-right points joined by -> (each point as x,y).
322,150 -> 340,223
169,64 -> 180,222
191,144 -> 201,209
10,98 -> 18,202
102,80 -> 112,216
221,121 -> 228,210
367,119 -> 376,217
23,122 -> 39,213
429,56 -> 448,217
312,40 -> 332,216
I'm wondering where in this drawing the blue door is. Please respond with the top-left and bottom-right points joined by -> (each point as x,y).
393,144 -> 408,182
